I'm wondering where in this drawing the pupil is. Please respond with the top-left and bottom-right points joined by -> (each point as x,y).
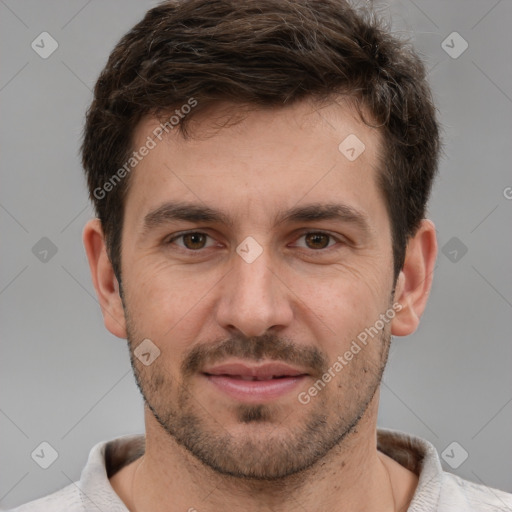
184,233 -> 205,249
306,233 -> 329,249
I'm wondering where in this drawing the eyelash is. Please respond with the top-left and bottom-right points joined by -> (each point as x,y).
165,230 -> 344,254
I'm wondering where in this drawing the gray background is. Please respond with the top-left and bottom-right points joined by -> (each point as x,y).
1,0 -> 511,508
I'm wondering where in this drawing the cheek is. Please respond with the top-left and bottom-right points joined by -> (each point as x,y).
300,258 -> 389,305
123,258 -> 222,346
129,256 -> 198,306
289,263 -> 391,349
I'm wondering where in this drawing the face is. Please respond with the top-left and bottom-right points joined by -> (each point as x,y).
119,99 -> 396,479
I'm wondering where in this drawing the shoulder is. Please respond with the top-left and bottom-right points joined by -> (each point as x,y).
6,483 -> 80,512
6,479 -> 128,512
377,428 -> 512,511
5,434 -> 143,512
437,471 -> 512,511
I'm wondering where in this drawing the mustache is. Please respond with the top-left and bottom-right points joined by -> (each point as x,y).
181,333 -> 328,378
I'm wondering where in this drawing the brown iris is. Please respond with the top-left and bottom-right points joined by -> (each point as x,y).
182,233 -> 207,250
304,233 -> 331,249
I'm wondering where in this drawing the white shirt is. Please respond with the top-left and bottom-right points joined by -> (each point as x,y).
8,428 -> 512,511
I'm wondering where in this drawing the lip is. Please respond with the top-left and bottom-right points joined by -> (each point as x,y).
203,361 -> 308,379
202,361 -> 309,403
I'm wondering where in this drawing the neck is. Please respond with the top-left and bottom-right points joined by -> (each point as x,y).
128,396 -> 401,512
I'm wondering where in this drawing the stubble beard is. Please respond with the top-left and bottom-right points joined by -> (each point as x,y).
125,313 -> 391,481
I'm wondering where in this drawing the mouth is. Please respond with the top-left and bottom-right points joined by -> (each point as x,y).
202,361 -> 309,402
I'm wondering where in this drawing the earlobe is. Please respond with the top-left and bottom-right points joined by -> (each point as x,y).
391,219 -> 437,337
82,219 -> 127,339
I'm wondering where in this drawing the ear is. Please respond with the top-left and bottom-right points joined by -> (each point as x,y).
391,219 -> 437,336
83,219 -> 127,339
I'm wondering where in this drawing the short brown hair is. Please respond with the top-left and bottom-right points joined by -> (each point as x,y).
82,0 -> 441,281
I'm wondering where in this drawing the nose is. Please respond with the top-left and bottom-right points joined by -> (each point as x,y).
215,249 -> 294,338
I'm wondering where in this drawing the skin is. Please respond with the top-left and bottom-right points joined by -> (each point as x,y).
84,98 -> 437,511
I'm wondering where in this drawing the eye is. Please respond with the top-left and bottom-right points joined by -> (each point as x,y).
166,231 -> 217,251
292,231 -> 340,250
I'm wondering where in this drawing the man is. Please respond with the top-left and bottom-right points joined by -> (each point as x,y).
11,0 -> 512,510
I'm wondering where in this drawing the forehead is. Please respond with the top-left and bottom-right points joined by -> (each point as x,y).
124,98 -> 386,231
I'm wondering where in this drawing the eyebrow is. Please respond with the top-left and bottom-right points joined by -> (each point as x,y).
274,203 -> 370,233
142,201 -> 371,235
